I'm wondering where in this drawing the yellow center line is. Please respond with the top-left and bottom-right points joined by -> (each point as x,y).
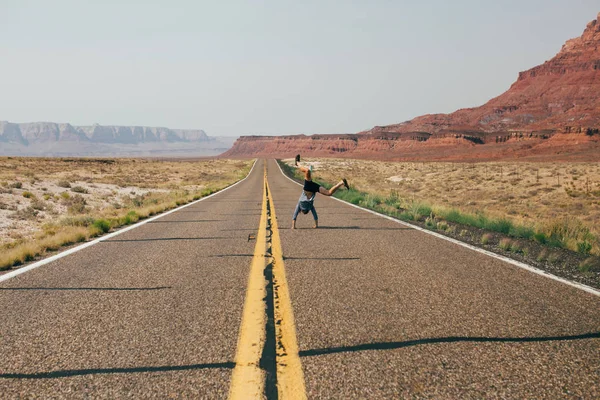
228,166 -> 269,399
229,161 -> 306,399
266,173 -> 307,399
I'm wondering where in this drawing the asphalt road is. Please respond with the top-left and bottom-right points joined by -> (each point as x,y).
1,158 -> 599,399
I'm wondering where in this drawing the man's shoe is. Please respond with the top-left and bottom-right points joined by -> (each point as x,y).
342,178 -> 349,190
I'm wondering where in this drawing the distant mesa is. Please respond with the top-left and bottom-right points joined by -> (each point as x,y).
0,121 -> 210,145
223,13 -> 600,161
0,122 -> 238,157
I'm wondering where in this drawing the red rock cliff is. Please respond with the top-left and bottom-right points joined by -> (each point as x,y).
223,13 -> 600,161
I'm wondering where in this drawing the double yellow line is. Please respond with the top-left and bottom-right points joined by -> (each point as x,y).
229,164 -> 306,399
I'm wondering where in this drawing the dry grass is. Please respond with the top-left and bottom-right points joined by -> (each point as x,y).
285,158 -> 600,255
0,157 -> 252,270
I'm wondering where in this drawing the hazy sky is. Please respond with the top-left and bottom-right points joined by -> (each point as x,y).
1,1 -> 598,136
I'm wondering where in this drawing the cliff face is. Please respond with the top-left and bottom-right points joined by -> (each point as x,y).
370,12 -> 600,136
224,13 -> 600,161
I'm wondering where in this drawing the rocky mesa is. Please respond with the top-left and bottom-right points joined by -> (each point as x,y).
223,13 -> 600,161
0,122 -> 240,157
0,122 -> 210,145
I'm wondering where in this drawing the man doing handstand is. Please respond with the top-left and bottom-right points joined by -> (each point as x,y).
291,156 -> 349,229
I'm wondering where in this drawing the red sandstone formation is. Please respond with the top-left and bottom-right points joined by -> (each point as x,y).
223,13 -> 600,161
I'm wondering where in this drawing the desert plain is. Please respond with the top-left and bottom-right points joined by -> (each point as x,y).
284,158 -> 600,256
0,157 -> 252,269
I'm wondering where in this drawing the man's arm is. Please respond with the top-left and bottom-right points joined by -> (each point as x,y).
292,202 -> 300,221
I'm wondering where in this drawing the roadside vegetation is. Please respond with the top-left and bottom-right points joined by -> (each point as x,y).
0,157 -> 252,270
279,158 -> 600,286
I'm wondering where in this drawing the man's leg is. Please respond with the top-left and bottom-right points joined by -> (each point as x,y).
319,180 -> 346,196
298,166 -> 312,181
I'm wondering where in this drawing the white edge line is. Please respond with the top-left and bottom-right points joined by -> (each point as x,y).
275,160 -> 600,298
0,159 -> 258,284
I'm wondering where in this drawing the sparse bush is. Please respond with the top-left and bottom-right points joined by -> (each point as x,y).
459,229 -> 469,237
425,214 -> 436,229
22,191 -> 34,199
10,206 -> 39,220
579,257 -> 600,273
499,238 -> 512,251
43,193 -> 51,201
436,221 -> 449,231
407,201 -> 431,221
510,241 -> 523,253
120,211 -> 139,225
385,190 -> 400,207
481,233 -> 492,245
57,180 -> 71,188
537,249 -> 548,262
61,192 -> 70,200
577,240 -> 592,254
92,219 -> 111,233
60,216 -> 95,227
71,186 -> 88,194
30,198 -> 46,211
533,232 -> 548,244
64,194 -> 87,214
9,182 -> 23,189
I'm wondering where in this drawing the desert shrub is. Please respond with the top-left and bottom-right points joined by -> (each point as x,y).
92,219 -> 111,233
541,217 -> 595,250
57,180 -> 71,188
338,189 -> 363,205
362,194 -> 382,209
485,218 -> 513,235
60,216 -> 95,227
481,233 -> 492,245
201,188 -> 215,197
508,225 -> 535,240
425,214 -> 436,229
30,198 -> 46,211
43,193 -> 51,201
537,249 -> 548,262
22,191 -> 34,198
10,206 -> 39,220
71,186 -> 88,194
63,194 -> 87,214
407,201 -> 431,221
120,211 -> 139,225
579,257 -> 600,273
436,221 -> 449,231
9,182 -> 23,189
533,232 -> 548,244
577,240 -> 592,254
499,238 -> 512,251
385,190 -> 400,207
459,229 -> 469,237
510,241 -> 523,253
60,192 -> 71,200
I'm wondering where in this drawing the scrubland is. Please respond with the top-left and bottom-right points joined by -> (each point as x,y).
0,157 -> 252,270
283,158 -> 600,258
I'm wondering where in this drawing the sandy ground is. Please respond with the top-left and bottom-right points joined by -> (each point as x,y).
0,158 -> 251,247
